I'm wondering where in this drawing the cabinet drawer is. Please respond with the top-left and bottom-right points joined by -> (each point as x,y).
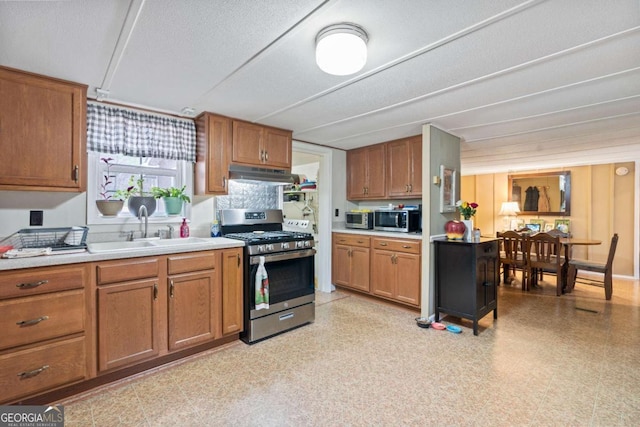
168,251 -> 217,275
372,238 -> 421,254
0,264 -> 86,299
0,289 -> 85,351
0,336 -> 86,404
96,258 -> 159,285
333,233 -> 370,248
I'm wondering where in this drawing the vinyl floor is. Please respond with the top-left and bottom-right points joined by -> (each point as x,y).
61,276 -> 640,426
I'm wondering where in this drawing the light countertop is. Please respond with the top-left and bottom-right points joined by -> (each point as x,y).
0,237 -> 245,271
332,225 -> 422,240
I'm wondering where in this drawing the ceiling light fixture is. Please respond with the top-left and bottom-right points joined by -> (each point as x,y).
315,23 -> 368,76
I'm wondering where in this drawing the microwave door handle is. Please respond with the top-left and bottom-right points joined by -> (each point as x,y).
396,214 -> 400,228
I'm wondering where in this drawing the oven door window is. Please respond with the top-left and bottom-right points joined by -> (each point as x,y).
249,252 -> 314,308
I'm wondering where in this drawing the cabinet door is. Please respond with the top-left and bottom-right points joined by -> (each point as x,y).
221,248 -> 243,336
262,127 -> 291,169
349,246 -> 371,292
331,244 -> 352,286
395,253 -> 421,306
408,136 -> 422,197
232,121 -> 263,166
476,253 -> 498,316
168,271 -> 217,351
97,279 -> 160,371
347,148 -> 368,199
0,67 -> 87,191
386,139 -> 411,197
365,144 -> 386,198
195,113 -> 230,195
370,250 -> 394,298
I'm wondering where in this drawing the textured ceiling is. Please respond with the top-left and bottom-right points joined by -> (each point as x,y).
0,0 -> 638,174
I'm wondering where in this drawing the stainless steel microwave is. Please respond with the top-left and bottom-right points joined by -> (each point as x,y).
374,209 -> 421,232
345,211 -> 373,229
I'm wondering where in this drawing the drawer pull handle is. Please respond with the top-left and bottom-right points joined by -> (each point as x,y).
357,240 -> 364,244
17,280 -> 49,289
402,245 -> 411,248
18,365 -> 49,379
16,316 -> 49,327
154,284 -> 158,300
170,280 -> 175,298
380,243 -> 388,246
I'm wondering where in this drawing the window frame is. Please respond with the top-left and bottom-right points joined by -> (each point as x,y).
86,151 -> 193,225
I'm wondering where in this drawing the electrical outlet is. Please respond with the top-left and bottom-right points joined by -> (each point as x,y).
30,210 -> 43,226
335,208 -> 339,217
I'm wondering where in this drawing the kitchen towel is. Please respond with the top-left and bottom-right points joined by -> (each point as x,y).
2,247 -> 52,258
255,256 -> 269,310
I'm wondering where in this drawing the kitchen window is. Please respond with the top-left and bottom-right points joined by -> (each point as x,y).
86,151 -> 192,225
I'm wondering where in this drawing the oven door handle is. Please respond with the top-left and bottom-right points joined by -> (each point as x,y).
250,249 -> 316,265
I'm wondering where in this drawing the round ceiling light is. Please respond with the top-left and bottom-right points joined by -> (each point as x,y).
315,23 -> 368,76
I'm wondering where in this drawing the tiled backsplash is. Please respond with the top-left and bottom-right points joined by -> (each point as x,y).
216,181 -> 280,211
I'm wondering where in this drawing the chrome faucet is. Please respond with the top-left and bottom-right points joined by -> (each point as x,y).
138,205 -> 148,238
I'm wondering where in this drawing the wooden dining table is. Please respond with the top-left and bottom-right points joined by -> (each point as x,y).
558,237 -> 602,291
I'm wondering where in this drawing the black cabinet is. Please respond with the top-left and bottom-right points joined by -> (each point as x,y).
434,238 -> 499,335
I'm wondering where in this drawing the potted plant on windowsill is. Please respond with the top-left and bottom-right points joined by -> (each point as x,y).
152,185 -> 191,216
95,157 -> 125,216
120,174 -> 157,217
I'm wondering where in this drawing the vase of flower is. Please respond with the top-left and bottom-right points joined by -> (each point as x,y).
456,200 -> 479,241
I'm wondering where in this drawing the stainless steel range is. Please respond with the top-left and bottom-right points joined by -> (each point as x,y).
220,209 -> 315,344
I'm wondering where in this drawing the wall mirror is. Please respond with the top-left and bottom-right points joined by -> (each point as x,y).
508,171 -> 570,216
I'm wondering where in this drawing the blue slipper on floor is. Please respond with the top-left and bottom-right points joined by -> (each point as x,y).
446,325 -> 462,334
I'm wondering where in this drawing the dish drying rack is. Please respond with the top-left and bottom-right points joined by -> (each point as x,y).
1,227 -> 89,252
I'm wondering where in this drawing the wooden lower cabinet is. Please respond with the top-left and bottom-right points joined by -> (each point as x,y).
220,248 -> 244,336
332,233 -> 421,308
0,264 -> 90,404
96,249 -> 243,374
97,279 -> 161,371
332,233 -> 370,292
370,237 -> 421,307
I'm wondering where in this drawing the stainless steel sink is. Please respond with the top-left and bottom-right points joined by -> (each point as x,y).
87,240 -> 155,253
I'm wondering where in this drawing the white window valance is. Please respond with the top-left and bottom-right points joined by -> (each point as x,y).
87,103 -> 196,162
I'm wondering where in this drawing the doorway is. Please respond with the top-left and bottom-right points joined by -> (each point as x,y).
290,141 -> 334,293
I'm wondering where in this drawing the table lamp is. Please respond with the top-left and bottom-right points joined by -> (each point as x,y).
499,201 -> 520,230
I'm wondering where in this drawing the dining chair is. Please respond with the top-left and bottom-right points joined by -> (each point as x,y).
525,232 -> 563,295
497,231 -> 528,289
566,234 -> 618,300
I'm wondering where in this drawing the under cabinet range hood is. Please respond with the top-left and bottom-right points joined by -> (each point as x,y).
228,164 -> 298,185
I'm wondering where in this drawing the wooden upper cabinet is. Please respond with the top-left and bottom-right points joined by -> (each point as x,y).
231,120 -> 291,170
386,135 -> 422,198
0,66 -> 87,192
347,143 -> 386,200
195,113 -> 231,195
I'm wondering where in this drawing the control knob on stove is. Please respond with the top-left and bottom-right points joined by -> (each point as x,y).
266,244 -> 274,252
257,245 -> 265,253
282,242 -> 290,249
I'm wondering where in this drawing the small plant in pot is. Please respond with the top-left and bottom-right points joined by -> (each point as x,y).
152,185 -> 191,216
95,157 -> 125,216
119,174 -> 157,217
